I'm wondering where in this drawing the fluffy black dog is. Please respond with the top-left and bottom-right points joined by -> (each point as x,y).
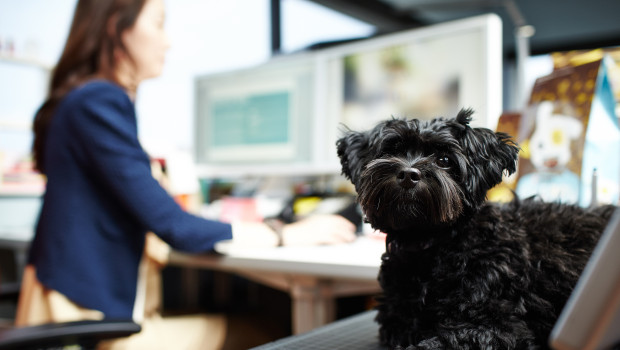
336,109 -> 614,349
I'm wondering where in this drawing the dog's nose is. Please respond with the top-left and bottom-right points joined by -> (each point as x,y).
397,168 -> 421,188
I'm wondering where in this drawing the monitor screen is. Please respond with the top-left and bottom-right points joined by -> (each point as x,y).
195,55 -> 314,168
194,14 -> 503,175
319,14 -> 503,165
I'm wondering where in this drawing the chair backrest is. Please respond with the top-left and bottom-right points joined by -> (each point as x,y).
0,319 -> 141,350
549,208 -> 620,350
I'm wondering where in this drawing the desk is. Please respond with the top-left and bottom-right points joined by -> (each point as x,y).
251,310 -> 387,350
168,236 -> 385,334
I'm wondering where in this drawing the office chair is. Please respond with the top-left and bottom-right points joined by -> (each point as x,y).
0,319 -> 141,350
0,269 -> 140,350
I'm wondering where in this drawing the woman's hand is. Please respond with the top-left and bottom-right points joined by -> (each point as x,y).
231,215 -> 357,248
231,221 -> 280,248
281,214 -> 357,246
233,214 -> 356,248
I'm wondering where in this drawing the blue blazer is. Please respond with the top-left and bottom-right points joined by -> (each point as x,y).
29,80 -> 232,320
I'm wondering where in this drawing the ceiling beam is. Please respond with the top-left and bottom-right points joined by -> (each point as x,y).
306,0 -> 427,34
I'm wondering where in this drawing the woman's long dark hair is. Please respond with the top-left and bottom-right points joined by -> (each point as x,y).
32,0 -> 146,174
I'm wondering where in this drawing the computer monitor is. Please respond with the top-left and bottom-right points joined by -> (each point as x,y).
194,54 -> 315,167
318,13 -> 503,165
549,208 -> 620,350
194,14 -> 503,175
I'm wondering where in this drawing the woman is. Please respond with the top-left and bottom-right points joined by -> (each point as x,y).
17,0 -> 356,348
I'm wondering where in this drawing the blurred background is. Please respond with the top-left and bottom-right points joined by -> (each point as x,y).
1,0 -> 619,347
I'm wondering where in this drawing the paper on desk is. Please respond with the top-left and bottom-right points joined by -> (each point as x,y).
214,236 -> 386,267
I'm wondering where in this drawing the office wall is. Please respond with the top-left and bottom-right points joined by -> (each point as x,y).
0,0 -> 271,161
137,0 -> 272,155
0,0 -> 374,163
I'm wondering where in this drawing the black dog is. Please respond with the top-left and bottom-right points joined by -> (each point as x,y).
337,109 -> 614,349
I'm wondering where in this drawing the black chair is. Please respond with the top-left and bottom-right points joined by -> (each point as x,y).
0,248 -> 141,349
0,319 -> 141,350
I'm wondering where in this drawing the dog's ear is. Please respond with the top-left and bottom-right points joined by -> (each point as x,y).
336,129 -> 371,184
454,109 -> 520,201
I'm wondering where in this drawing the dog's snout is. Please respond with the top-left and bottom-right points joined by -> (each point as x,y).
397,168 -> 421,188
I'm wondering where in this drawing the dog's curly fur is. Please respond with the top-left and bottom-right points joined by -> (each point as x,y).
336,109 -> 615,349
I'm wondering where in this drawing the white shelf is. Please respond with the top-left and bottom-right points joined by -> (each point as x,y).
0,188 -> 44,197
0,54 -> 52,71
196,162 -> 342,178
0,55 -> 49,132
0,120 -> 31,131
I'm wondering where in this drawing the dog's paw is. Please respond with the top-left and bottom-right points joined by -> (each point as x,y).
392,337 -> 443,350
416,337 -> 443,349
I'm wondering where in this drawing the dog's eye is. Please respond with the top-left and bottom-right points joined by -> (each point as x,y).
436,156 -> 451,168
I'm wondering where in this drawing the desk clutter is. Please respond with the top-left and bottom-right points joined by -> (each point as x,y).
198,176 -> 364,232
